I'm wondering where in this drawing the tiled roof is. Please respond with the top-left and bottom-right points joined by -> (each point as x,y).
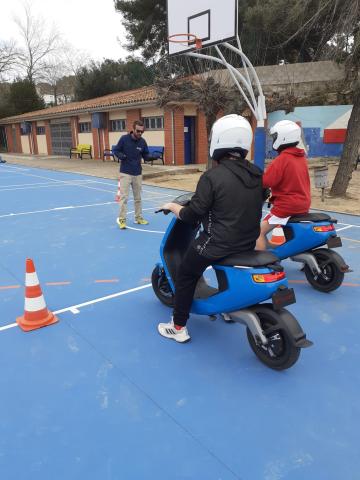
0,85 -> 158,123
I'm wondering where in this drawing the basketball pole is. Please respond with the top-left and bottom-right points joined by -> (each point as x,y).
185,35 -> 267,170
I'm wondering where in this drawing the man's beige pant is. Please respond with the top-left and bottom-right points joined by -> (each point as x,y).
118,173 -> 143,220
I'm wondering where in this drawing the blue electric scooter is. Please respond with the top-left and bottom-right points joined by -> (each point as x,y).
152,194 -> 312,371
268,212 -> 351,292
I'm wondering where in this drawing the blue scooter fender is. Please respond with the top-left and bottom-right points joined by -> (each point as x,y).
250,304 -> 313,348
311,247 -> 351,272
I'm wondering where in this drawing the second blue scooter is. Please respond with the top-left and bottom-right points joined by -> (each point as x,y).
269,212 -> 351,292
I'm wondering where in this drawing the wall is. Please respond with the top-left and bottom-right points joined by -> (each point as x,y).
141,107 -> 163,117
109,110 -> 126,120
143,131 -> 165,146
78,132 -> 93,145
267,105 -> 352,158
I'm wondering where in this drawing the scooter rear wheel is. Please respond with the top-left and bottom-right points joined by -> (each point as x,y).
304,249 -> 344,292
246,306 -> 300,370
151,266 -> 175,307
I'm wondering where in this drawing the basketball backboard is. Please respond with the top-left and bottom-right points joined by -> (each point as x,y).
167,0 -> 238,56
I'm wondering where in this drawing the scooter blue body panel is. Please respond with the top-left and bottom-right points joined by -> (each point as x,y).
270,222 -> 337,259
191,266 -> 288,316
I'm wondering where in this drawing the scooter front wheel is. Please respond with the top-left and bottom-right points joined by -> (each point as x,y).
246,306 -> 300,370
304,249 -> 344,292
151,265 -> 175,307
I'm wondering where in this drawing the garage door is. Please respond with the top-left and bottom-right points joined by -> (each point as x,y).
50,122 -> 72,155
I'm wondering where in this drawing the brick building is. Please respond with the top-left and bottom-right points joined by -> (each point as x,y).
0,85 -> 209,165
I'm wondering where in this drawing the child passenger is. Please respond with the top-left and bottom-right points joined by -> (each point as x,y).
256,120 -> 311,250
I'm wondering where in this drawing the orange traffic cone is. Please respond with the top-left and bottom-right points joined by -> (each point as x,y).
270,226 -> 286,246
115,177 -> 121,202
16,258 -> 58,332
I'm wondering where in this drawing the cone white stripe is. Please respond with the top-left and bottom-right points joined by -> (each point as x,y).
26,272 -> 40,287
25,296 -> 46,312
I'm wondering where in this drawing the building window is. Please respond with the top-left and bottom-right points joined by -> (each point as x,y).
78,122 -> 91,133
143,116 -> 164,130
36,126 -> 46,135
110,119 -> 126,132
20,123 -> 31,135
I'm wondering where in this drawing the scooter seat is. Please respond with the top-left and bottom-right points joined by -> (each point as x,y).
288,213 -> 332,223
215,251 -> 281,268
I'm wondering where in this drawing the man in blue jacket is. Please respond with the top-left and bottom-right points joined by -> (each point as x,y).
113,120 -> 150,229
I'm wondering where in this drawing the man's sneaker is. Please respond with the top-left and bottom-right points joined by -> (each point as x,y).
158,320 -> 190,343
116,218 -> 126,229
134,216 -> 149,225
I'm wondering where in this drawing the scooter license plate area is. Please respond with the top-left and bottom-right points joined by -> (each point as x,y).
327,236 -> 342,248
272,287 -> 296,310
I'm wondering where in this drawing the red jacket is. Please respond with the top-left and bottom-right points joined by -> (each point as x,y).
263,147 -> 311,217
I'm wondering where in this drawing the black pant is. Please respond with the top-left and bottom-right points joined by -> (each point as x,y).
173,246 -> 216,327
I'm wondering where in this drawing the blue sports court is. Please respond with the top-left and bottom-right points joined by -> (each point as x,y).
0,163 -> 359,480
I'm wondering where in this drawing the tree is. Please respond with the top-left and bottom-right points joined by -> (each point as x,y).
0,79 -> 45,118
74,58 -> 155,101
0,40 -> 18,79
13,2 -> 60,82
271,0 -> 360,196
114,0 -> 167,61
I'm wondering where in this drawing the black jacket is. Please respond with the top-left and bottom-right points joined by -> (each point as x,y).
179,157 -> 263,258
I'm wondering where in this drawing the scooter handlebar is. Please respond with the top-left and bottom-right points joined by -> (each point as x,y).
155,208 -> 171,215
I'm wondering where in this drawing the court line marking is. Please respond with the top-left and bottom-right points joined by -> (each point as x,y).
0,168 -> 180,198
0,179 -> 96,189
336,225 -> 358,232
0,283 -> 152,332
342,237 -> 360,243
0,195 -> 173,220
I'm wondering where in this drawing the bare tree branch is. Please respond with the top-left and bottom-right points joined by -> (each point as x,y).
0,40 -> 19,79
13,2 -> 61,82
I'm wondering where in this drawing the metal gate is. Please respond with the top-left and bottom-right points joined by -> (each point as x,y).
50,121 -> 72,155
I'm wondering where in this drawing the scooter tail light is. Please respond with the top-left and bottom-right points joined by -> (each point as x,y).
252,271 -> 286,283
313,224 -> 335,232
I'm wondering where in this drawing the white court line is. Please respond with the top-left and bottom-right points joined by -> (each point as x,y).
0,182 -> 106,193
0,201 -> 115,218
336,225 -> 357,232
0,283 -> 152,333
0,165 -> 30,171
0,179 -> 96,189
126,226 -> 165,234
0,194 -> 173,219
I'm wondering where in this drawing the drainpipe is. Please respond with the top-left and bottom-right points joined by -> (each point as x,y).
171,109 -> 175,165
97,129 -> 101,159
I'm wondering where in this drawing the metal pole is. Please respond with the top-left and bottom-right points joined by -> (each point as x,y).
171,109 -> 175,165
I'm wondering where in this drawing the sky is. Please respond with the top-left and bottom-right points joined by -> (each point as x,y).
0,0 -> 130,63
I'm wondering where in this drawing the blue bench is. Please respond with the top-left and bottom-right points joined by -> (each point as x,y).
103,145 -> 119,162
145,146 -> 165,165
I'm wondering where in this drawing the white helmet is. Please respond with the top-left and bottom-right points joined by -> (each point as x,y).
270,120 -> 301,150
209,114 -> 253,161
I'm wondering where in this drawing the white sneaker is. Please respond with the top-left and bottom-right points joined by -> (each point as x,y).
158,319 -> 190,343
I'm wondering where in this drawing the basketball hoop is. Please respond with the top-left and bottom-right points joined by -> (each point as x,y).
168,33 -> 202,50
